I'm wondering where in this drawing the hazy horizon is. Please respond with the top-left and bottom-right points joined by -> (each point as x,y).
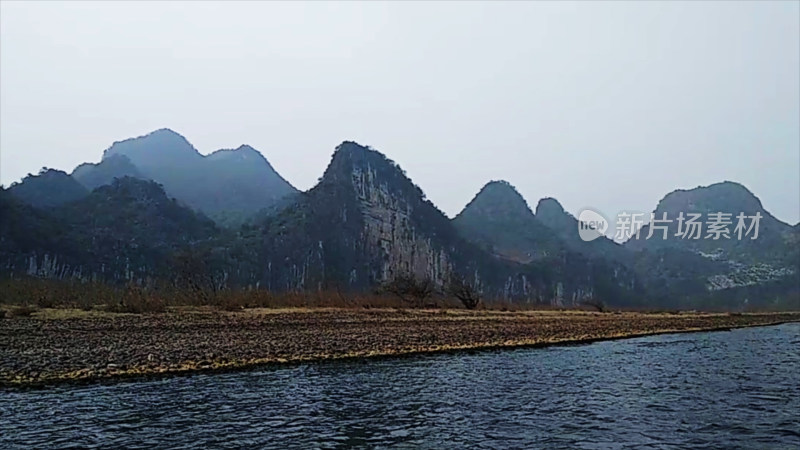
2,1 -> 799,223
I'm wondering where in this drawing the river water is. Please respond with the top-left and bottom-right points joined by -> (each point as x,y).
2,323 -> 799,449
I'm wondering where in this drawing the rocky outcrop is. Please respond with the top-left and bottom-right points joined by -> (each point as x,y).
355,163 -> 452,284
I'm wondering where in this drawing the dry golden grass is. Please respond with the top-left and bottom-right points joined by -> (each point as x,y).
0,277 -> 511,314
2,277 -> 797,318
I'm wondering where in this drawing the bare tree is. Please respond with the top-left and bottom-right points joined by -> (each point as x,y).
382,273 -> 435,308
582,298 -> 607,312
172,249 -> 226,304
449,276 -> 482,310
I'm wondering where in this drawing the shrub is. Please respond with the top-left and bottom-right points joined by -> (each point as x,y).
381,274 -> 435,308
216,292 -> 246,311
448,277 -> 481,310
106,284 -> 166,314
583,299 -> 607,312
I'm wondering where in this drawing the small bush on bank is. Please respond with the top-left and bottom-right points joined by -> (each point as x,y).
381,274 -> 436,308
216,293 -> 245,311
583,299 -> 607,312
448,277 -> 482,310
105,284 -> 166,314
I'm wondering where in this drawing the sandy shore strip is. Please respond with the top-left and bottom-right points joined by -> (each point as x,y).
1,308 -> 798,387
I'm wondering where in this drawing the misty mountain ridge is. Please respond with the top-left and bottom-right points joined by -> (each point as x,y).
7,128 -> 299,227
1,131 -> 797,310
81,128 -> 298,224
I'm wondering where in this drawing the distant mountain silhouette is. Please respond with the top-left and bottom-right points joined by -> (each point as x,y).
453,180 -> 642,307
626,181 -> 793,265
103,128 -> 202,170
86,129 -> 298,224
463,182 -> 798,309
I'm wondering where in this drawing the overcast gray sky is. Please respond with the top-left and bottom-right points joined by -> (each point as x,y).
1,1 -> 798,224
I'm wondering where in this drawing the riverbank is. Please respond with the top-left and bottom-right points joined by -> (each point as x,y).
2,308 -> 798,387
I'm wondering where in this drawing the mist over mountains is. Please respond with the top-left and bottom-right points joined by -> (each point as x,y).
2,129 -> 797,310
76,129 -> 298,226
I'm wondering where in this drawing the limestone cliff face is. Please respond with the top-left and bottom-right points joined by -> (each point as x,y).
353,160 -> 452,286
255,142 -> 457,292
254,142 -> 627,305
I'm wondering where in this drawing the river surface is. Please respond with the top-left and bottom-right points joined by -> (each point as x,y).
2,323 -> 799,449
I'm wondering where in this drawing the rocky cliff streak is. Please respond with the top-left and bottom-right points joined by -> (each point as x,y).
335,143 -> 616,304
354,163 -> 451,287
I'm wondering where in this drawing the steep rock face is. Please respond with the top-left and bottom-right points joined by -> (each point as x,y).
72,154 -> 146,190
80,129 -> 298,224
6,169 -> 89,209
355,163 -> 451,284
250,142 -> 633,305
251,141 -> 457,292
